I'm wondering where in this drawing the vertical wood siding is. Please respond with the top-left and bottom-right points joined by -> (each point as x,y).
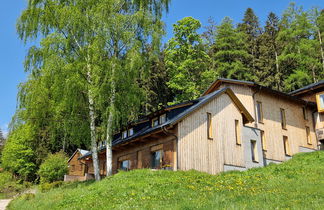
68,152 -> 85,176
217,84 -> 317,161
177,93 -> 245,174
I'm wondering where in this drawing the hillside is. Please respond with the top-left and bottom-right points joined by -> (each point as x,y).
9,151 -> 324,209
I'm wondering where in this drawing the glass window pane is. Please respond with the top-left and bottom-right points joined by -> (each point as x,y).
151,151 -> 161,169
320,94 -> 324,108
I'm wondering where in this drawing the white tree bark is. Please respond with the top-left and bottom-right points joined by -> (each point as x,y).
318,30 -> 324,74
106,63 -> 116,177
87,59 -> 101,181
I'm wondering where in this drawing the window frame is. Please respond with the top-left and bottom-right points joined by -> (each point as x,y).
261,130 -> 266,151
283,136 -> 290,156
256,101 -> 264,123
306,126 -> 312,145
280,108 -> 287,130
128,128 -> 134,136
316,91 -> 324,113
122,130 -> 128,139
302,107 -> 308,121
207,112 -> 213,140
159,114 -> 166,124
152,117 -> 159,127
151,150 -> 163,169
119,160 -> 130,171
250,140 -> 258,162
235,119 -> 241,145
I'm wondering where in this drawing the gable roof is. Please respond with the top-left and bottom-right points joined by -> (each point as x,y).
68,149 -> 89,162
203,78 -> 316,107
79,87 -> 254,160
290,80 -> 324,96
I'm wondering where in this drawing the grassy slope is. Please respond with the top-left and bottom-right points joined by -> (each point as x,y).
9,151 -> 324,209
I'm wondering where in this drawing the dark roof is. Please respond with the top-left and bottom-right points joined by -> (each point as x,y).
68,148 -> 90,162
79,87 -> 254,160
203,78 -> 316,107
290,80 -> 324,96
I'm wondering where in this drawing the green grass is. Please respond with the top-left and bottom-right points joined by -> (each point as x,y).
0,171 -> 27,199
9,151 -> 324,209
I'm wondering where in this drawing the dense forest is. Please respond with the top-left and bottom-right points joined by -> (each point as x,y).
1,1 -> 323,181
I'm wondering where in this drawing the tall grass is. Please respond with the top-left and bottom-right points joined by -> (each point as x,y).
9,151 -> 324,209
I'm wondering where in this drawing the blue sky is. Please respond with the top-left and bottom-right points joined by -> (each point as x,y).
0,0 -> 323,137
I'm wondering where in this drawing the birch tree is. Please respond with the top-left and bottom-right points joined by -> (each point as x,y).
17,0 -> 169,180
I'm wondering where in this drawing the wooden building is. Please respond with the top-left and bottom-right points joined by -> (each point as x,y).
66,79 -> 324,180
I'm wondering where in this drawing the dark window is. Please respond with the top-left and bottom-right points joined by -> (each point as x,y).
280,108 -> 286,129
256,101 -> 263,123
302,107 -> 308,120
122,131 -> 127,139
152,118 -> 159,127
128,128 -> 134,136
160,114 -> 166,124
250,140 -> 258,162
119,160 -> 130,171
151,150 -> 162,169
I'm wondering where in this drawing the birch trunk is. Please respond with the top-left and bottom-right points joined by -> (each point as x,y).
275,50 -> 280,90
87,62 -> 101,181
318,30 -> 324,73
106,63 -> 116,177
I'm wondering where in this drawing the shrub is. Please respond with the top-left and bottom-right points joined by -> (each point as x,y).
38,152 -> 68,183
39,181 -> 63,192
1,124 -> 36,181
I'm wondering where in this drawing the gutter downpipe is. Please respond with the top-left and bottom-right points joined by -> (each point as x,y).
162,125 -> 179,171
252,85 -> 262,128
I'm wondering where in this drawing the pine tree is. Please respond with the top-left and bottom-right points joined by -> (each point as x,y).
238,8 -> 262,79
208,17 -> 252,81
257,12 -> 282,90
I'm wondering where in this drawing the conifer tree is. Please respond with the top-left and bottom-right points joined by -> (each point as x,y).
238,8 -> 262,78
208,17 -> 252,81
257,12 -> 282,90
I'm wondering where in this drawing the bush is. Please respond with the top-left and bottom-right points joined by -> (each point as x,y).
38,152 -> 68,183
1,124 -> 36,181
39,181 -> 63,192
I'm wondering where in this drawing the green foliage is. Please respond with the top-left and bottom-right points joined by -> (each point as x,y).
38,152 -> 68,184
165,17 -> 210,103
209,17 -> 252,81
1,124 -> 36,181
0,172 -> 28,199
39,181 -> 64,192
8,151 -> 324,209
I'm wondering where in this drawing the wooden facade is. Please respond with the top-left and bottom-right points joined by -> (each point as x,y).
177,93 -> 246,174
67,79 -> 323,180
67,150 -> 86,176
211,83 -> 318,162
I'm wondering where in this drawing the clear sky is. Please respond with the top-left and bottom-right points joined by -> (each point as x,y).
0,0 -> 323,137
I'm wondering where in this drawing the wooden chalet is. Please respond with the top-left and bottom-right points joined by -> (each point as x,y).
66,79 -> 324,180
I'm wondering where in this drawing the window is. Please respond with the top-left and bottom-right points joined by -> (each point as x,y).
283,136 -> 290,156
151,150 -> 162,169
280,108 -> 286,129
152,117 -> 159,127
306,126 -> 311,145
250,140 -> 258,162
316,92 -> 324,112
302,107 -> 308,120
122,130 -> 128,139
256,101 -> 263,123
207,112 -> 213,139
119,160 -> 130,171
128,128 -> 134,136
235,120 -> 241,145
160,114 -> 166,124
261,130 -> 266,151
